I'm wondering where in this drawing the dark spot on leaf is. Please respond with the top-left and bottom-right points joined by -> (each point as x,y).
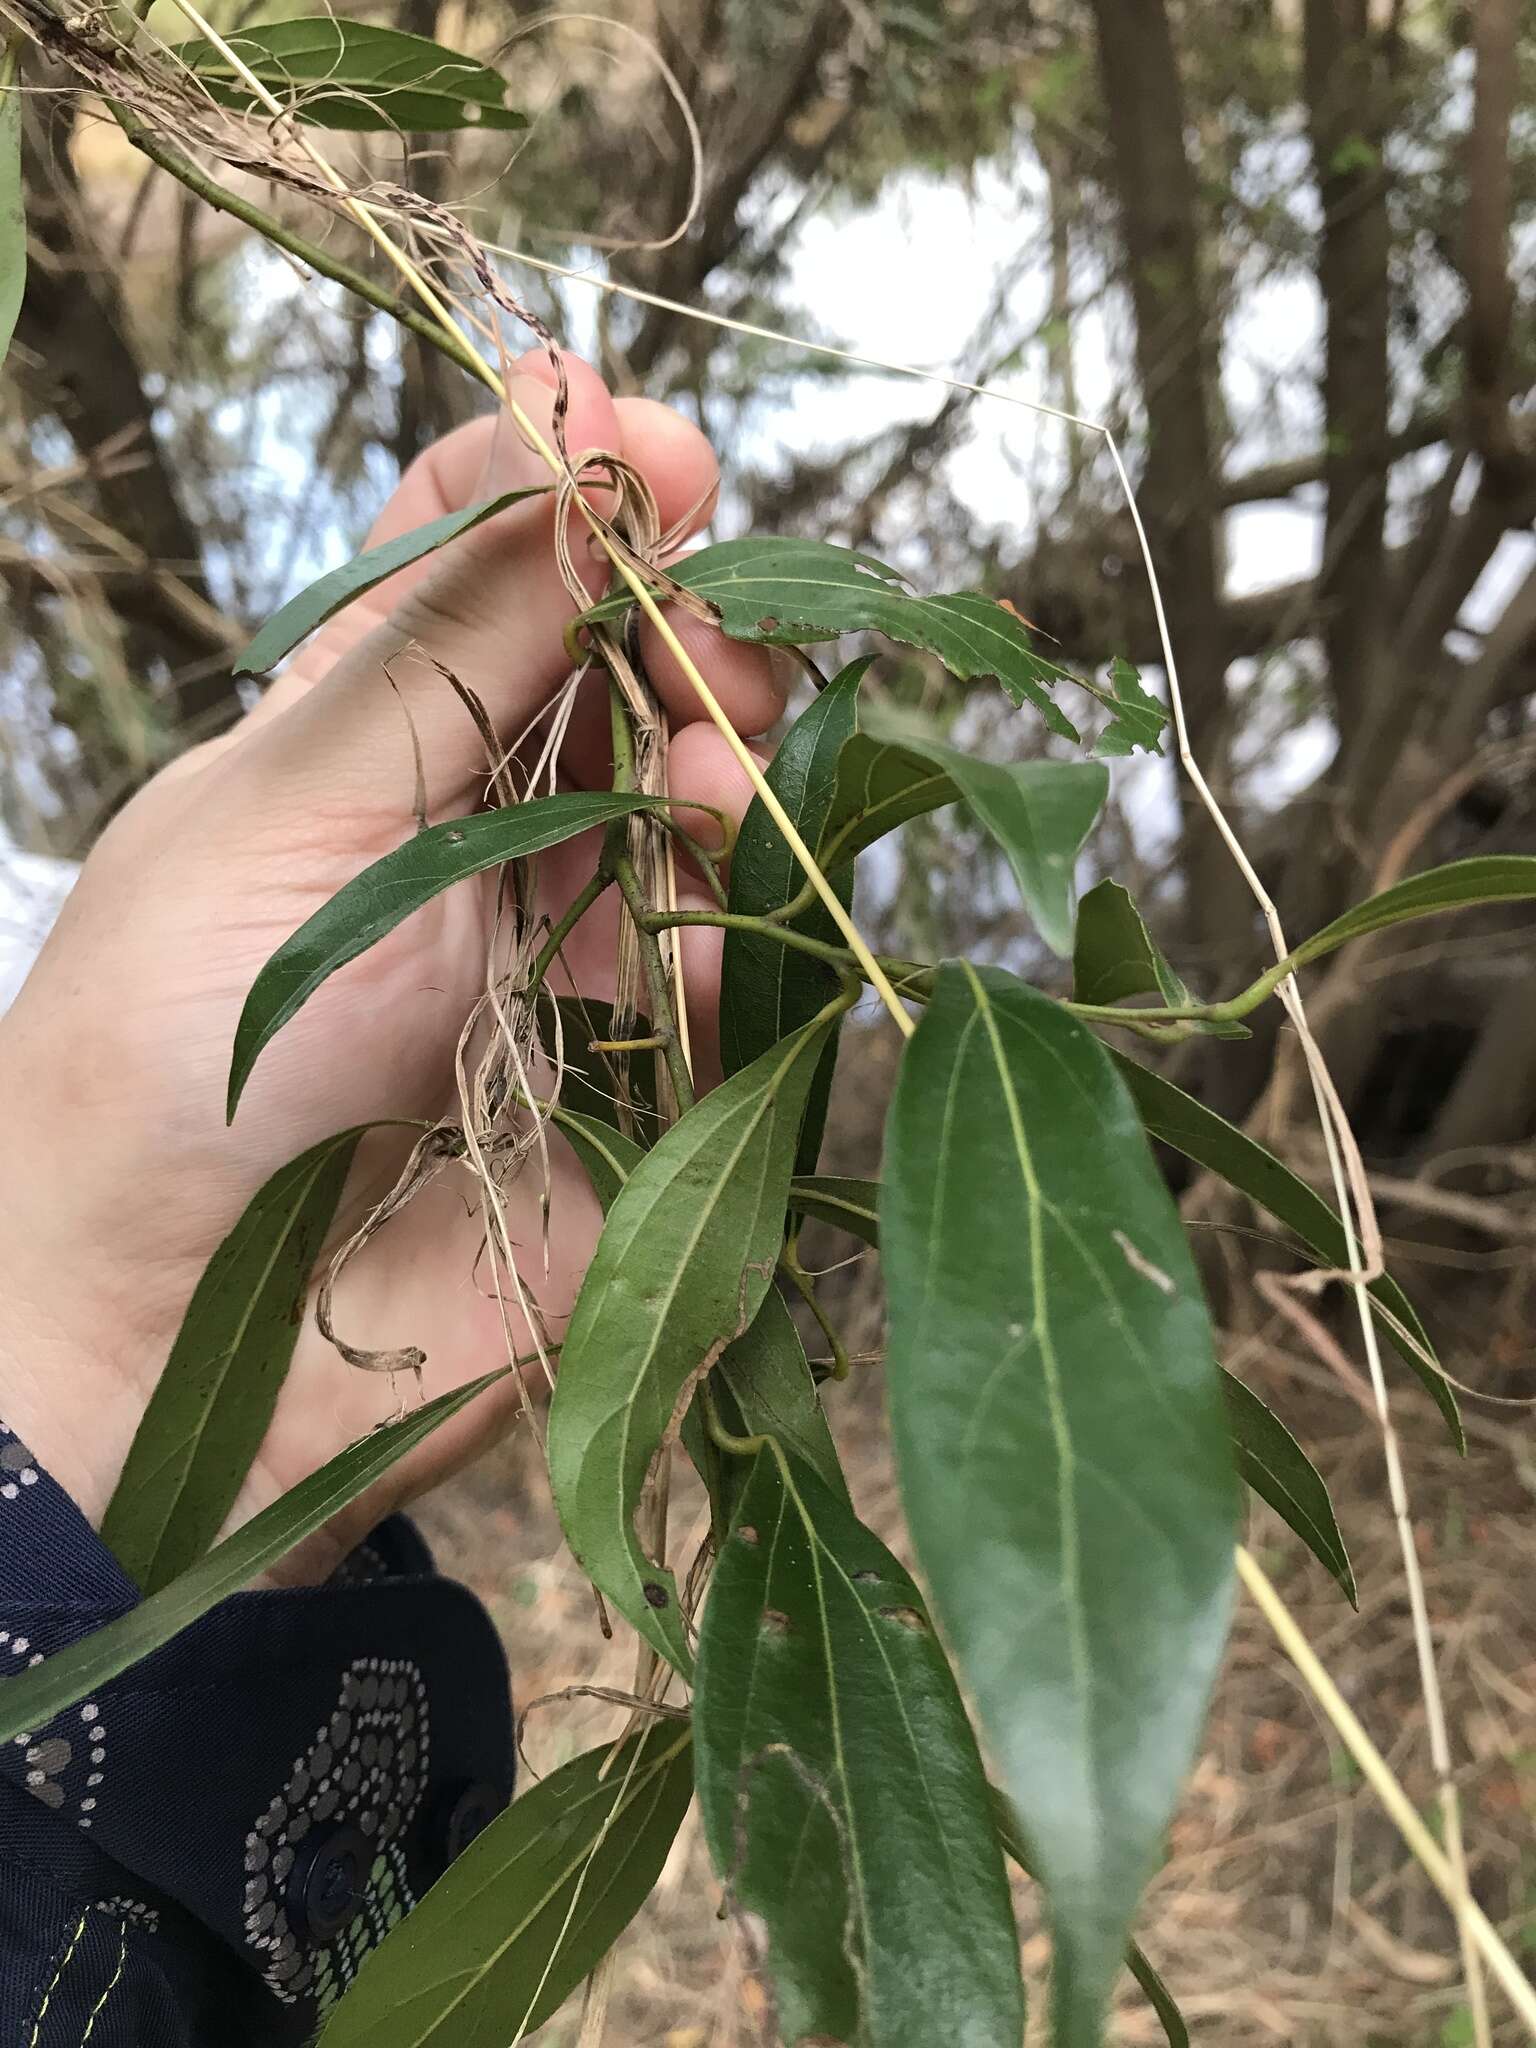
878,1605 -> 928,1633
760,1608 -> 792,1636
736,1524 -> 760,1546
850,1569 -> 879,1586
757,616 -> 779,633
642,1582 -> 670,1610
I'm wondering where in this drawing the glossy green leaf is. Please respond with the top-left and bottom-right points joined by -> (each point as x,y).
0,44 -> 23,368
1292,855 -> 1536,967
539,994 -> 657,1142
229,792 -> 654,1118
857,705 -> 1108,956
787,1173 -> 880,1246
586,537 -> 1081,736
321,1724 -> 692,2046
695,1451 -> 1025,2046
1222,1371 -> 1356,1603
234,487 -> 546,675
992,1792 -> 1189,2048
721,660 -> 868,1172
102,1127 -> 365,1593
171,19 -> 527,133
883,963 -> 1237,2045
1090,656 -> 1167,757
1110,1052 -> 1461,1447
551,1115 -> 846,1535
547,1018 -> 834,1673
816,728 -> 961,868
0,1371 -> 506,1744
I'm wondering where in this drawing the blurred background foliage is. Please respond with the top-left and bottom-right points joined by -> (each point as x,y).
7,5 -> 1536,2035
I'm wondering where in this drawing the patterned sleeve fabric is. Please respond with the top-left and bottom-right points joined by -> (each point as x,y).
0,1422 -> 514,2045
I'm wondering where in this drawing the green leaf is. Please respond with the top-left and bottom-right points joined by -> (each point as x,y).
229,792 -> 654,1118
721,660 -> 868,1171
1074,880 -> 1244,1038
550,1102 -> 647,1213
547,1019 -> 834,1674
539,994 -> 657,1142
321,1724 -> 693,2047
694,1451 -> 1025,2047
1292,855 -> 1536,967
586,537 -> 1081,738
816,729 -> 962,868
991,1792 -> 1189,2048
1110,1052 -> 1461,1448
858,704 -> 1108,956
0,44 -> 23,368
0,1370 -> 505,1744
1090,656 -> 1168,758
1222,1370 -> 1356,1603
171,19 -> 527,133
787,1173 -> 880,1246
234,488 -> 546,674
882,963 -> 1237,2045
101,1127 -> 365,1593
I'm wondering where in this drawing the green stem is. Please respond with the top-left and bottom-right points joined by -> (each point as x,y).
780,1233 -> 851,1380
611,851 -> 696,1114
1064,947 -> 1300,1031
113,117 -> 492,389
524,867 -> 612,1002
700,1380 -> 769,1459
641,908 -> 931,995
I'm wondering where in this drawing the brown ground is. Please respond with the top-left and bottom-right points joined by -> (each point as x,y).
416,1028 -> 1536,2046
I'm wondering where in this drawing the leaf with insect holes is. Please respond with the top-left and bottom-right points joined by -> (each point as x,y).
1110,1052 -> 1460,1447
721,659 -> 870,1171
0,46 -> 23,368
882,963 -> 1236,2047
585,537 -> 1082,736
321,1724 -> 693,2047
547,1018 -> 834,1674
1222,1371 -> 1356,1603
1289,855 -> 1536,965
851,704 -> 1108,956
549,1113 -> 846,1537
102,1127 -> 367,1593
1073,879 -> 1245,1036
228,791 -> 659,1118
694,1451 -> 1026,2048
171,19 -> 527,132
1090,655 -> 1167,757
234,488 -> 547,675
0,1371 -> 507,1744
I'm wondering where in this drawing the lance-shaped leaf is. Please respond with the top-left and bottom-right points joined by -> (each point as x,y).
1222,1371 -> 1355,1603
171,19 -> 527,132
992,1792 -> 1189,2048
0,45 -> 22,367
229,792 -> 655,1116
551,1113 -> 845,1537
0,1370 -> 506,1744
883,963 -> 1237,2046
321,1725 -> 693,2047
586,537 -> 1081,735
788,1173 -> 880,1246
235,487 -> 547,675
1110,1052 -> 1460,1446
695,1451 -> 1025,2047
1074,879 -> 1243,1039
1288,854 -> 1536,965
721,660 -> 868,1171
547,1018 -> 833,1673
854,705 -> 1108,956
102,1127 -> 366,1593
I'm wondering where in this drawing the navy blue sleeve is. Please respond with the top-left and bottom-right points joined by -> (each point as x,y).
0,1421 -> 514,2046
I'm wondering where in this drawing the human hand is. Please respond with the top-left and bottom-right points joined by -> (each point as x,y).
0,351 -> 783,1574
